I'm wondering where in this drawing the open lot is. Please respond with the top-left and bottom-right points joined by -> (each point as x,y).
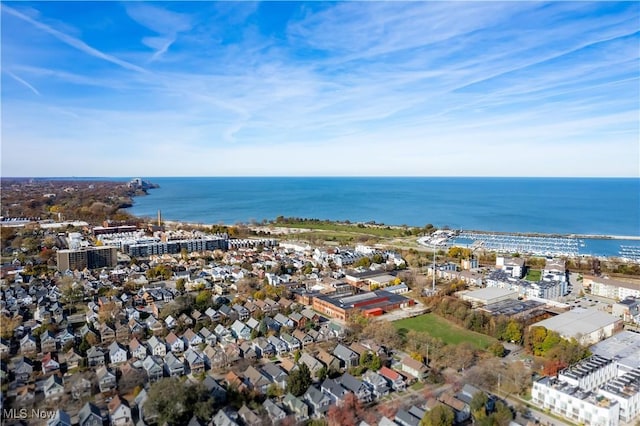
393,313 -> 497,350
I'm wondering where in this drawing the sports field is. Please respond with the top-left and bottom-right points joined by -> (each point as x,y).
393,313 -> 496,350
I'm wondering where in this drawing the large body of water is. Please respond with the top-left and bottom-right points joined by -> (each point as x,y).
126,177 -> 640,256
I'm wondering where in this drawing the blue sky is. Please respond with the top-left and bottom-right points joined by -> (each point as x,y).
1,1 -> 639,177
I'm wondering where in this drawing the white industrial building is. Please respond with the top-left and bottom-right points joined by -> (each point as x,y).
461,287 -> 519,307
531,308 -> 622,345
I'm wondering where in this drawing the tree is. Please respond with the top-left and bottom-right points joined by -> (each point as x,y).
195,290 -> 212,311
488,342 -> 506,357
503,321 -> 523,343
145,378 -> 214,425
316,366 -> 328,381
420,404 -> 455,426
176,278 -> 186,292
286,363 -> 312,397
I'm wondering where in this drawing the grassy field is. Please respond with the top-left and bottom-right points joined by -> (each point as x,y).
393,313 -> 496,350
525,269 -> 542,281
273,220 -> 412,238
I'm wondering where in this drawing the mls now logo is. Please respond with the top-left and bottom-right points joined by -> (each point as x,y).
3,408 -> 56,419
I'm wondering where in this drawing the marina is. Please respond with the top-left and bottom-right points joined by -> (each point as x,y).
419,230 -> 640,260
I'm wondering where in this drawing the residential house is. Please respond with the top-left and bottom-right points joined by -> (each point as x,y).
46,409 -> 72,426
41,332 -> 59,354
253,337 -> 276,358
261,362 -> 289,389
333,344 -> 359,368
232,304 -> 250,321
263,398 -> 287,424
240,341 -> 258,361
212,409 -> 239,426
299,353 -> 324,376
145,316 -> 164,335
321,378 -> 348,404
379,366 -> 406,391
230,320 -> 251,341
316,349 -> 341,372
301,308 -> 321,325
238,404 -> 262,426
202,375 -> 227,405
218,304 -> 238,322
283,393 -> 309,422
182,328 -> 203,348
78,402 -> 103,426
115,323 -> 130,343
147,336 -> 167,357
20,334 -> 37,355
438,393 -> 471,423
289,312 -> 307,329
339,373 -> 373,403
362,370 -> 390,397
205,307 -> 220,322
245,317 -> 260,330
268,335 -> 288,355
44,374 -> 65,400
203,344 -> 227,369
128,318 -> 146,338
293,329 -> 314,347
303,386 -> 332,418
265,298 -> 281,313
184,348 -> 205,374
199,327 -> 217,346
225,370 -> 247,392
279,358 -> 299,375
191,309 -> 205,323
400,356 -> 428,381
166,332 -> 185,354
395,409 -> 421,426
56,328 -> 76,347
108,342 -> 128,365
178,313 -> 194,328
41,352 -> 60,374
99,324 -> 115,344
142,355 -> 164,383
96,366 -> 117,393
129,338 -> 147,360
164,315 -> 177,329
68,375 -> 92,400
244,365 -> 272,394
12,356 -> 34,383
281,333 -> 301,352
164,352 -> 184,377
108,395 -> 133,426
224,342 -> 241,363
87,346 -> 106,367
63,348 -> 83,370
274,313 -> 293,328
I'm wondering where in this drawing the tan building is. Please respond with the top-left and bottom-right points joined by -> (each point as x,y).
57,246 -> 117,271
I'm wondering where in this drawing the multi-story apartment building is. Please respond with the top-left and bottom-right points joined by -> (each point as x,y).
56,246 -> 117,271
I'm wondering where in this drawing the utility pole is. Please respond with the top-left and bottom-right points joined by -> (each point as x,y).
432,244 -> 436,293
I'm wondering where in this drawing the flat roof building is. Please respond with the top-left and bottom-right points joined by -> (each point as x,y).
531,308 -> 622,346
57,246 -> 117,272
461,287 -> 519,307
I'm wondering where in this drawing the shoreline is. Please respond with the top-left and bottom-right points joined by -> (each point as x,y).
158,219 -> 640,241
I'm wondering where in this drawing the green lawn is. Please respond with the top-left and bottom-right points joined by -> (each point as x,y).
393,313 -> 496,350
273,220 -> 411,238
525,269 -> 542,282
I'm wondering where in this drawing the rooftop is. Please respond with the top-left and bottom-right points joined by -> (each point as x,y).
590,331 -> 640,370
532,308 -> 619,341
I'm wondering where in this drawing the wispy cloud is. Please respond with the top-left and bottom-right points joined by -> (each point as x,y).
1,2 -> 638,177
125,3 -> 193,62
1,3 -> 147,74
4,70 -> 40,95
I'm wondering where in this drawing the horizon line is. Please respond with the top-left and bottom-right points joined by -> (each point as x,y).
2,175 -> 639,179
